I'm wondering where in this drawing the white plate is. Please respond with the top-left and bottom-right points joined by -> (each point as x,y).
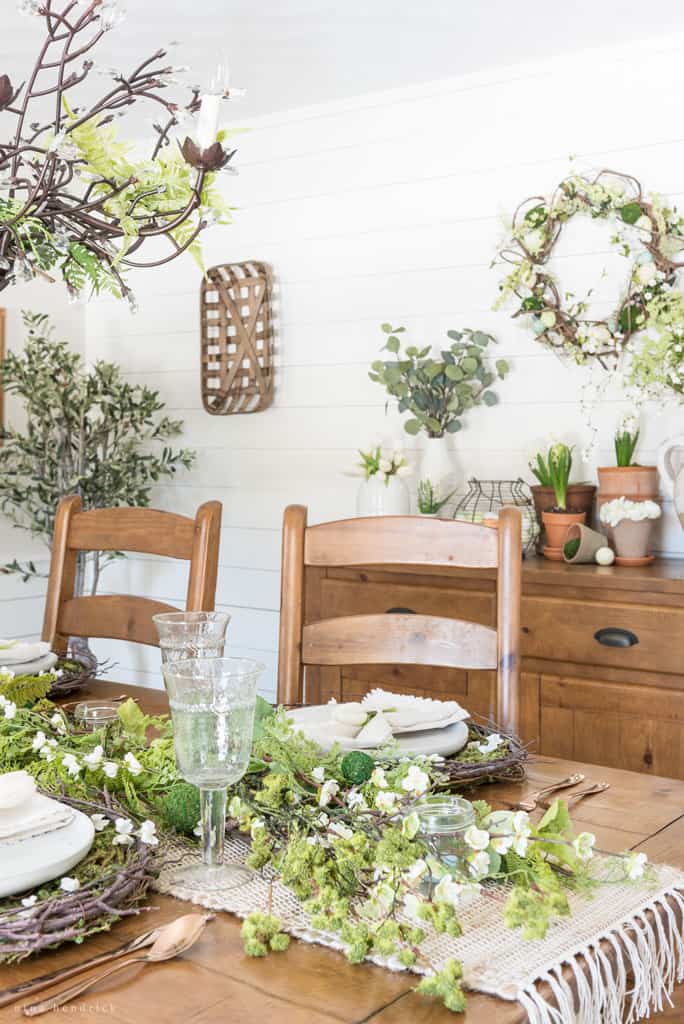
0,808 -> 95,898
288,705 -> 470,758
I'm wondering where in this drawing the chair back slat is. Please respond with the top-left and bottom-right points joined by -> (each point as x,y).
42,497 -> 222,654
304,515 -> 498,569
59,596 -> 178,647
68,508 -> 196,559
302,614 -> 497,670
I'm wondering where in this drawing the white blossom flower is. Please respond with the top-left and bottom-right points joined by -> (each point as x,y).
403,892 -> 423,921
113,818 -> 135,846
50,713 -> 66,734
379,458 -> 393,474
400,765 -> 430,797
328,821 -> 353,840
573,831 -> 596,861
464,826 -> 490,851
435,876 -> 472,907
103,761 -> 119,779
83,745 -> 104,769
401,811 -> 420,839
511,811 -> 531,856
137,820 -> 159,846
491,834 -> 514,855
636,262 -> 657,285
32,730 -> 47,752
60,876 -> 80,892
91,813 -> 109,832
523,228 -> 545,253
228,796 -> 243,819
346,789 -> 368,811
316,812 -> 329,828
61,753 -> 81,777
624,851 -> 648,880
123,752 -> 143,776
370,767 -> 388,789
404,858 -> 428,883
375,790 -> 400,813
311,766 -> 325,783
0,698 -> 16,720
475,733 -> 503,755
39,740 -> 57,762
21,895 -> 38,908
469,850 -> 491,877
318,779 -> 339,807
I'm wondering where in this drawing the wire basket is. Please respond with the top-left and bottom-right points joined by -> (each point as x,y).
453,478 -> 539,556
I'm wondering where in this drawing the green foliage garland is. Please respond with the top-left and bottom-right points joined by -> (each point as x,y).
494,169 -> 684,400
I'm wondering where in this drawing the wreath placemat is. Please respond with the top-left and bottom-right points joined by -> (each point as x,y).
494,169 -> 684,399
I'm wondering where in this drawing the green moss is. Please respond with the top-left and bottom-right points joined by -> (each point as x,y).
563,538 -> 580,559
341,750 -> 374,784
162,782 -> 201,836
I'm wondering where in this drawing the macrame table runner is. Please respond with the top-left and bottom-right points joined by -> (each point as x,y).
155,837 -> 684,1024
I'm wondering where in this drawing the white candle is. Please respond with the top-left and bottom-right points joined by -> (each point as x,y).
196,93 -> 221,151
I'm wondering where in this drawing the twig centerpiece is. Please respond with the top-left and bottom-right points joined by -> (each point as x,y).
0,0 -> 237,303
494,169 -> 684,400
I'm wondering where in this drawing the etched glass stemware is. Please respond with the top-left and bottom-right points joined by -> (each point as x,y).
152,611 -> 230,664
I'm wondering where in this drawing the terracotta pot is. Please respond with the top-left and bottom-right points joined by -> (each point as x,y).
612,518 -> 656,565
562,524 -> 609,564
531,484 -> 596,551
597,466 -> 659,545
541,509 -> 586,560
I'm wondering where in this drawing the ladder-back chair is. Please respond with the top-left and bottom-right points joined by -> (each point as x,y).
278,506 -> 522,734
42,496 -> 222,652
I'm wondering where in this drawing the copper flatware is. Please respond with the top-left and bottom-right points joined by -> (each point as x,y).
23,913 -> 213,1017
0,925 -> 161,1008
503,772 -> 585,812
539,781 -> 610,810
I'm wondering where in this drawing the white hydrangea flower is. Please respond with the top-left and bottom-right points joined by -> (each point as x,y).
137,820 -> 159,846
624,851 -> 648,880
61,753 -> 81,777
21,895 -> 38,908
469,850 -> 491,877
328,821 -> 353,840
123,752 -> 143,776
83,745 -> 104,769
573,831 -> 596,861
370,767 -> 388,789
103,761 -> 119,779
400,765 -> 430,797
91,813 -> 109,832
600,497 -> 661,528
113,818 -> 135,846
464,826 -> 490,851
311,766 -> 325,783
60,876 -> 80,892
318,779 -> 339,807
375,790 -> 400,814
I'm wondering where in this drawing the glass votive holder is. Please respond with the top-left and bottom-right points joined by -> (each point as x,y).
411,794 -> 475,880
74,700 -> 120,731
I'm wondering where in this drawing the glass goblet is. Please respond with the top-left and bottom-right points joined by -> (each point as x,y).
152,611 -> 230,664
161,656 -> 263,891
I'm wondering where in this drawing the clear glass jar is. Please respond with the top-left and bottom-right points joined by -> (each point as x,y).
74,700 -> 120,730
411,795 -> 475,878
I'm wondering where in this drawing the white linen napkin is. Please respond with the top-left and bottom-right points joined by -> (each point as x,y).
0,640 -> 52,666
360,688 -> 468,727
0,794 -> 74,843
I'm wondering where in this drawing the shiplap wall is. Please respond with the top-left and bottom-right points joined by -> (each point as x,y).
76,35 -> 684,694
0,284 -> 84,642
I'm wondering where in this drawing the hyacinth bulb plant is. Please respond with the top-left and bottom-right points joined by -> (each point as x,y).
598,414 -> 659,510
531,443 -> 589,559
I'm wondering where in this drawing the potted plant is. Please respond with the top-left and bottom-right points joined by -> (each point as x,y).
599,497 -> 661,565
353,444 -> 411,516
529,446 -> 595,541
536,443 -> 587,559
416,479 -> 456,517
369,324 -> 509,488
597,414 -> 659,514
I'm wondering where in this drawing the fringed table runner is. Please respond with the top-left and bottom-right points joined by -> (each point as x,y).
154,837 -> 684,1024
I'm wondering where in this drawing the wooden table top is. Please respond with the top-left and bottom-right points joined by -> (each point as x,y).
4,680 -> 684,1024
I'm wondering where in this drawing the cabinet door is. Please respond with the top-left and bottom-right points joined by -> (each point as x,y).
540,675 -> 684,779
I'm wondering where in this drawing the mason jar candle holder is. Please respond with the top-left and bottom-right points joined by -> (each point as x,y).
73,700 -> 120,731
411,794 -> 475,881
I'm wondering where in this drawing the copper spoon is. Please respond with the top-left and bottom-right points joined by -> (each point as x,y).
503,772 -> 585,812
23,913 -> 214,1017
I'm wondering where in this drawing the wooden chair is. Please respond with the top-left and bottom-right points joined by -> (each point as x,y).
42,496 -> 222,653
277,506 -> 522,734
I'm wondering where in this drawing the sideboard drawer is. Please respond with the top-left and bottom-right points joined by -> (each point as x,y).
522,595 -> 684,676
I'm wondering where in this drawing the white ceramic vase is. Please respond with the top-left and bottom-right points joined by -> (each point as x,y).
419,435 -> 456,491
356,475 -> 410,517
658,435 -> 684,528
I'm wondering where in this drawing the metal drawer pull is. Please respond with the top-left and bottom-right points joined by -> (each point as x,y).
385,607 -> 416,615
594,627 -> 639,648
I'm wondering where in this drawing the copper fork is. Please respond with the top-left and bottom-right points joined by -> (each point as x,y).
538,781 -> 610,810
503,772 -> 585,812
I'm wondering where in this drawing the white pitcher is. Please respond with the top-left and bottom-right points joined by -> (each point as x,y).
657,436 -> 684,528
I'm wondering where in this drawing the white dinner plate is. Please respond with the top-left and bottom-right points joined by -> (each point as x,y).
288,705 -> 470,758
0,808 -> 95,898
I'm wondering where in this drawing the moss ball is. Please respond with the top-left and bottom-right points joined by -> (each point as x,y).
341,750 -> 374,785
162,782 -> 201,836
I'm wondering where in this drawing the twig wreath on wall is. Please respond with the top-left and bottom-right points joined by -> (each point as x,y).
494,169 -> 684,401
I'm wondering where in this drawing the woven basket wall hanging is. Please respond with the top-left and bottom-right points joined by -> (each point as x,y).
200,260 -> 275,415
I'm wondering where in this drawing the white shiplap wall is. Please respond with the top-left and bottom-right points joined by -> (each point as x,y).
0,284 -> 85,641
75,35 -> 684,695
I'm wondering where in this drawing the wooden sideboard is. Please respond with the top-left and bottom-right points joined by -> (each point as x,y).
302,555 -> 684,780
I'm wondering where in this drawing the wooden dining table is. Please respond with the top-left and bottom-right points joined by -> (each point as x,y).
3,680 -> 684,1024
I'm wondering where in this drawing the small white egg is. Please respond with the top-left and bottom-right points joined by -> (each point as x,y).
595,546 -> 615,566
332,703 -> 368,727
